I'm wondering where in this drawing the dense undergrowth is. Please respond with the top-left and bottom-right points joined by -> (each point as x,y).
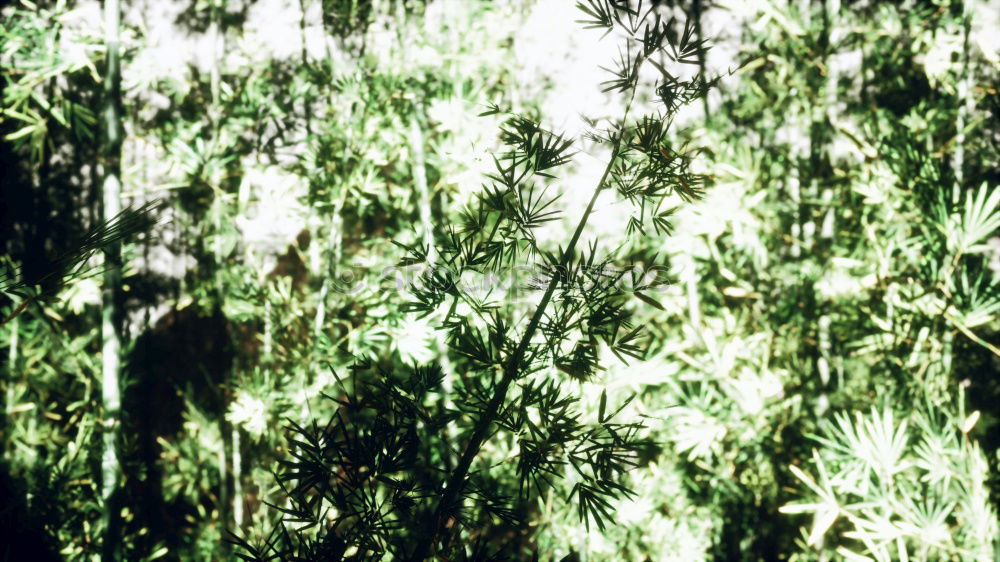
1,0 -> 998,560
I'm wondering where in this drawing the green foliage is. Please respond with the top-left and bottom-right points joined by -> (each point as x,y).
1,203 -> 157,313
2,0 -> 998,560
781,402 -> 996,560
232,1 -> 728,559
0,0 -> 99,161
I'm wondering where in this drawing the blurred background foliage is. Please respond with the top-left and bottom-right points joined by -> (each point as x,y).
1,0 -> 998,560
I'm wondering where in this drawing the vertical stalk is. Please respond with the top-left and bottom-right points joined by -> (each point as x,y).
312,200 -> 344,339
943,3 -> 971,394
814,0 -> 839,425
208,2 -> 223,126
819,0 -> 838,244
692,0 -> 709,120
788,0 -> 815,259
3,314 -> 18,462
263,299 -> 273,357
299,0 -> 313,138
204,0 -> 237,531
100,0 -> 124,558
788,164 -> 802,259
788,0 -> 808,260
231,425 -> 243,527
686,268 -> 702,332
951,0 -> 971,203
410,115 -> 434,259
313,110 -> 352,340
6,313 -> 15,391
409,111 -> 459,459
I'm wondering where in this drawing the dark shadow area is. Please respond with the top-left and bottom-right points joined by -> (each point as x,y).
0,463 -> 62,562
123,303 -> 234,555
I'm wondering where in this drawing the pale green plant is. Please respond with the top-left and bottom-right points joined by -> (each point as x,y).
781,402 -> 997,561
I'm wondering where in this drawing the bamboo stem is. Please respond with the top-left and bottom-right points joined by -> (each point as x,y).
312,129 -> 350,339
815,0 -> 839,422
100,0 -> 124,558
3,313 -> 18,465
232,426 -> 243,527
410,111 -> 461,462
952,2 -> 971,204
